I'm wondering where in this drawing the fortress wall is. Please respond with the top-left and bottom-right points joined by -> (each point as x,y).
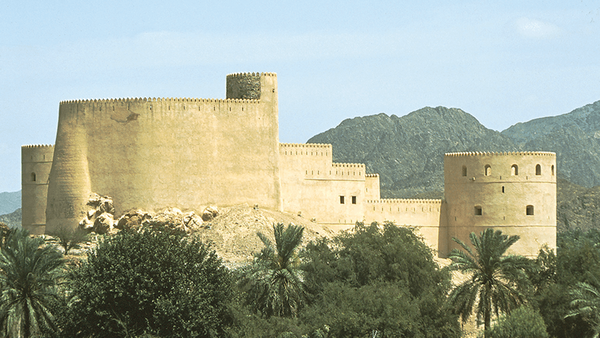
444,152 -> 557,257
46,73 -> 281,232
279,144 -> 365,224
21,145 -> 54,235
365,198 -> 443,251
365,174 -> 380,200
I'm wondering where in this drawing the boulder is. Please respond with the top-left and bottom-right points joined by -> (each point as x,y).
93,213 -> 114,234
202,206 -> 219,221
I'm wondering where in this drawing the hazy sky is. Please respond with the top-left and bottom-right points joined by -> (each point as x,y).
1,1 -> 599,193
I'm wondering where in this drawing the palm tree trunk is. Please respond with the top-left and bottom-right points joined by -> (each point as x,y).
484,284 -> 491,338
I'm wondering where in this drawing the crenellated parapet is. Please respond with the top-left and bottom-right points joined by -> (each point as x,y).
445,151 -> 555,157
367,198 -> 442,204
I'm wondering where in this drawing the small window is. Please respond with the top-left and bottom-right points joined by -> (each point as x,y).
31,172 -> 36,182
352,196 -> 357,204
526,205 -> 534,215
502,186 -> 505,193
474,206 -> 482,215
511,164 -> 518,176
485,165 -> 491,176
340,196 -> 345,204
462,165 -> 467,177
551,165 -> 555,176
535,164 -> 541,175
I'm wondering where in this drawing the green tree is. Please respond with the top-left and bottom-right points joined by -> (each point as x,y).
300,222 -> 460,337
61,226 -> 232,338
486,306 -> 549,338
0,228 -> 64,338
566,279 -> 600,337
448,229 -> 530,337
48,225 -> 89,255
238,223 -> 306,318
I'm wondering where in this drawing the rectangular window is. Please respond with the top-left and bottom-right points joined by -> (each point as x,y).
474,206 -> 482,215
340,196 -> 345,204
352,196 -> 357,204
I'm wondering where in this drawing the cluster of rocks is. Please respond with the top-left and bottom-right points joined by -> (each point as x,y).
78,193 -> 219,235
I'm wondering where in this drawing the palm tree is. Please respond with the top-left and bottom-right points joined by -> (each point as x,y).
566,279 -> 600,337
0,228 -> 64,338
239,223 -> 306,318
447,228 -> 530,337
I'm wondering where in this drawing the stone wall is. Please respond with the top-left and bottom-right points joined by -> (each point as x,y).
21,145 -> 54,235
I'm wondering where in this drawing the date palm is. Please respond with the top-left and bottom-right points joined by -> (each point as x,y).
447,229 -> 530,337
0,228 -> 64,338
239,223 -> 306,318
566,279 -> 600,337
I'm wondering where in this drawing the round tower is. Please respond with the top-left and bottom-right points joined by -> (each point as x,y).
444,152 -> 556,257
21,145 -> 54,235
226,72 -> 277,104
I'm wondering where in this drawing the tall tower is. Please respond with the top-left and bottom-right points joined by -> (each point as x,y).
444,152 -> 556,257
21,145 -> 54,235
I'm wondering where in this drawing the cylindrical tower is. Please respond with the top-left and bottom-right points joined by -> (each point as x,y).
444,152 -> 556,257
21,145 -> 54,235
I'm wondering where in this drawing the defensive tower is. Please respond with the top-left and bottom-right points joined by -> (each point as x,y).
46,73 -> 281,233
21,145 -> 54,235
444,151 -> 557,257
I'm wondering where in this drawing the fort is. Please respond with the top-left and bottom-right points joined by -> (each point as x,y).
21,72 -> 556,257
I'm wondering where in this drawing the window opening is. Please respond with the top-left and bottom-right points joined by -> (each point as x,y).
536,164 -> 541,175
484,165 -> 492,176
352,196 -> 357,204
474,206 -> 482,215
31,172 -> 36,182
462,165 -> 467,177
526,205 -> 534,215
340,196 -> 345,204
511,164 -> 518,175
502,186 -> 505,193
551,165 -> 555,176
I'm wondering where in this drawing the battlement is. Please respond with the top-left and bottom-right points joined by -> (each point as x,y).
22,144 -> 54,149
227,72 -> 276,78
280,143 -> 331,149
59,97 -> 260,105
445,151 -> 555,157
332,163 -> 365,168
365,174 -> 379,178
366,198 -> 442,204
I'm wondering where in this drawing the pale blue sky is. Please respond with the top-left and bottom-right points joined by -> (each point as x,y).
1,1 -> 599,192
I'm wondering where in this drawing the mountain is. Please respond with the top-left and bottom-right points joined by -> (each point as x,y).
308,106 -> 518,197
0,190 -> 21,215
557,179 -> 600,233
0,208 -> 21,228
307,100 -> 600,232
502,100 -> 600,187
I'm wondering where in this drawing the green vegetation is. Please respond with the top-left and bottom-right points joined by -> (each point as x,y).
486,306 -> 549,338
48,225 -> 89,255
7,221 -> 600,337
0,228 -> 64,338
59,227 -> 232,338
448,229 -> 530,336
238,223 -> 306,318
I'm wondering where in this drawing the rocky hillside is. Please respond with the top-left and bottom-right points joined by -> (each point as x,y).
502,100 -> 600,188
0,208 -> 21,228
557,179 -> 600,233
308,101 -> 600,197
308,107 -> 518,197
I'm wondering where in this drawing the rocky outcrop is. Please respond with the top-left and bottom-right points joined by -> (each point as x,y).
79,194 -> 116,234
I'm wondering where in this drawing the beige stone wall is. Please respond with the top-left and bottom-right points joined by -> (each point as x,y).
21,145 -> 54,235
365,174 -> 380,200
444,152 -> 557,257
365,198 -> 444,252
279,143 -> 366,224
46,73 -> 281,233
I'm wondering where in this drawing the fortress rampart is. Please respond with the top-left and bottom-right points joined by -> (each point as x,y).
23,72 -> 556,258
22,145 -> 54,235
45,73 -> 281,234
